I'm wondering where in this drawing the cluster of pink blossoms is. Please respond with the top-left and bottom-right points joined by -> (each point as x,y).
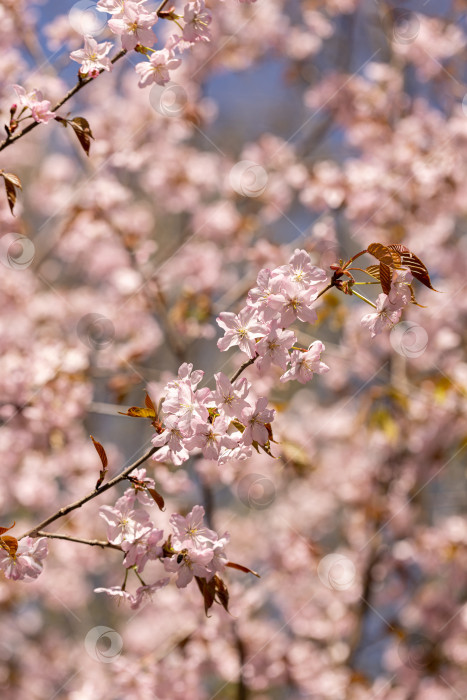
97,476 -> 228,607
152,363 -> 275,466
360,268 -> 413,337
0,536 -> 48,581
149,249 -> 330,468
217,248 -> 330,379
11,85 -> 56,124
69,0 -> 255,87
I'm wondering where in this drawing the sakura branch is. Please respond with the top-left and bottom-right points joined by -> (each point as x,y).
0,0 -> 245,211
1,243 -> 435,615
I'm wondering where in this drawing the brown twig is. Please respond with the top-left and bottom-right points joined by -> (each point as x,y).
230,357 -> 257,383
33,531 -> 122,551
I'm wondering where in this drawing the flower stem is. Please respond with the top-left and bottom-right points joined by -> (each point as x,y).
350,289 -> 377,308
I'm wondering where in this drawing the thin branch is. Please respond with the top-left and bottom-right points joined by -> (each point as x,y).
0,49 -> 127,154
19,444 -> 158,540
156,0 -> 171,13
315,282 -> 334,300
230,357 -> 257,383
350,289 -> 377,308
34,531 -> 122,551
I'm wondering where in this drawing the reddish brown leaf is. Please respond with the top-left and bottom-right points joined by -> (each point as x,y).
379,262 -> 392,295
367,243 -> 399,267
226,561 -> 261,578
0,535 -> 18,555
147,487 -> 165,511
195,576 -> 216,616
91,435 -> 108,489
118,406 -> 156,419
2,172 -> 22,189
364,265 -> 381,280
387,244 -> 438,291
70,117 -> 94,157
144,391 -> 157,417
0,522 -> 15,536
1,172 -> 22,215
214,575 -> 230,614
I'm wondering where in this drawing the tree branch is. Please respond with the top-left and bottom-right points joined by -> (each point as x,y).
230,357 -> 257,383
0,49 -> 127,154
33,531 -> 122,551
19,444 -> 158,540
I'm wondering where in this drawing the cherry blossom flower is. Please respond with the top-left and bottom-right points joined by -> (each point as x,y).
247,268 -> 282,321
152,414 -> 188,453
122,467 -> 156,507
241,397 -> 275,446
12,85 -> 55,123
256,323 -> 297,372
69,36 -> 113,78
272,249 -> 328,289
99,497 -> 153,545
182,1 -> 212,43
280,340 -> 329,384
135,49 -> 181,88
268,280 -> 318,327
0,537 -> 48,581
163,547 -> 214,588
170,505 -> 217,549
108,2 -> 158,50
184,414 -> 238,460
360,293 -> 405,337
129,578 -> 170,609
205,534 -> 230,575
388,267 -> 413,305
121,528 -> 164,572
94,586 -> 134,603
163,383 -> 212,434
97,0 -> 146,14
213,372 -> 251,420
217,306 -> 264,358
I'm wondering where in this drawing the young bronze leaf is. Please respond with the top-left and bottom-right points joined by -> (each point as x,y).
70,117 -> 94,157
367,243 -> 397,267
118,406 -> 157,419
144,392 -> 157,418
364,265 -> 381,280
379,262 -> 392,295
195,575 -> 216,616
91,435 -> 108,489
0,535 -> 18,555
0,522 -> 15,537
226,561 -> 261,578
214,575 -> 230,614
3,172 -> 21,189
147,487 -> 165,511
387,244 -> 438,291
1,172 -> 22,215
